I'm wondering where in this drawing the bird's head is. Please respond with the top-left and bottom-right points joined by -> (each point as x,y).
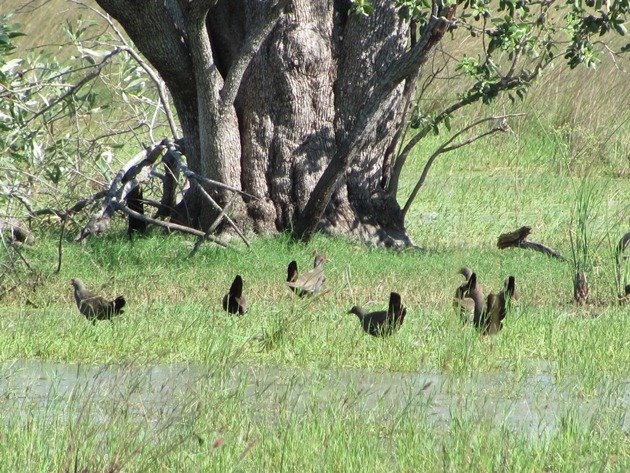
348,306 -> 364,318
313,253 -> 328,267
458,267 -> 473,280
70,278 -> 85,291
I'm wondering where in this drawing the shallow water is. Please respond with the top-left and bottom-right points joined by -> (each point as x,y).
1,360 -> 628,435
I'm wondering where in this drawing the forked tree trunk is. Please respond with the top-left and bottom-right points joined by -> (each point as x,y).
96,0 -> 421,247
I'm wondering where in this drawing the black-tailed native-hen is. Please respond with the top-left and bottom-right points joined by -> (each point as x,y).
349,292 -> 407,337
222,275 -> 247,315
286,254 -> 326,297
71,278 -> 126,322
453,267 -> 483,324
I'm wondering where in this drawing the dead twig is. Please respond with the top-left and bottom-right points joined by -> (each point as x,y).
190,197 -> 236,257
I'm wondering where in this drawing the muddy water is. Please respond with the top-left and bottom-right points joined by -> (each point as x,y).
1,360 -> 628,435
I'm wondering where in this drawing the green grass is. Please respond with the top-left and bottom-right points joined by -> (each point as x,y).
2,104 -> 629,469
3,232 -> 629,382
0,360 -> 628,471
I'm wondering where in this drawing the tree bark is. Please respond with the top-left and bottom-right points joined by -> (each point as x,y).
94,0 -> 439,246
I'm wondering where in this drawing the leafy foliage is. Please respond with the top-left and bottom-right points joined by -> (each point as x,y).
0,13 -> 168,213
389,0 -> 627,140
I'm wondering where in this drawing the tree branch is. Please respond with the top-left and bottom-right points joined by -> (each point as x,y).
295,12 -> 454,240
25,48 -> 123,125
113,201 -> 234,250
164,143 -> 257,199
69,139 -> 254,243
192,180 -> 250,247
190,197 -> 235,256
388,72 -> 536,198
401,114 -> 524,217
95,0 -> 194,94
180,0 -> 219,26
71,0 -> 180,139
220,0 -> 289,108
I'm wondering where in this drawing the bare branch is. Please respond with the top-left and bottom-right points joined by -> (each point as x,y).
163,143 -> 257,199
113,201 -> 234,250
190,197 -> 235,256
69,140 -> 253,243
192,180 -> 250,247
75,142 -> 168,242
220,0 -> 289,108
120,44 -> 180,139
401,113 -> 524,217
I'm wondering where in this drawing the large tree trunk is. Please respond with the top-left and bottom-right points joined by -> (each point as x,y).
235,1 -> 410,245
96,0 -> 421,247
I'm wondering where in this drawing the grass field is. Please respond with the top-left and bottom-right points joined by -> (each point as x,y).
2,143 -> 629,469
1,0 -> 630,470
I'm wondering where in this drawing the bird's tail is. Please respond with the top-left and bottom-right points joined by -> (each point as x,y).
114,296 -> 126,314
230,275 -> 243,298
287,261 -> 298,283
505,276 -> 516,297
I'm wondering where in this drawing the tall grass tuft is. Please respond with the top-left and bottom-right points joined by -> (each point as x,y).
568,175 -> 604,305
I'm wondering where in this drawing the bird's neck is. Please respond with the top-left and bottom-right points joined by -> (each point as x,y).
351,307 -> 366,319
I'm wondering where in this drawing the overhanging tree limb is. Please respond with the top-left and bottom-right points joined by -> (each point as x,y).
294,10 -> 452,240
25,48 -> 123,125
71,0 -> 181,139
401,113 -> 524,217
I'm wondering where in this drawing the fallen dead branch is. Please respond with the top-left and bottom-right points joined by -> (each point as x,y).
497,226 -> 567,262
32,138 -> 254,252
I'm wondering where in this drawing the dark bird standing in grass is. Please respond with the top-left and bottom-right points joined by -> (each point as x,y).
287,260 -> 299,288
71,278 -> 126,322
222,275 -> 247,315
453,267 -> 483,324
126,185 -> 147,237
484,276 -> 517,334
486,276 -> 518,335
349,292 -> 407,337
459,272 -> 489,331
286,254 -> 326,296
464,275 -> 517,335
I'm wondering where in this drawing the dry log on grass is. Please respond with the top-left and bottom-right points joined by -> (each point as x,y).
497,226 -> 567,262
